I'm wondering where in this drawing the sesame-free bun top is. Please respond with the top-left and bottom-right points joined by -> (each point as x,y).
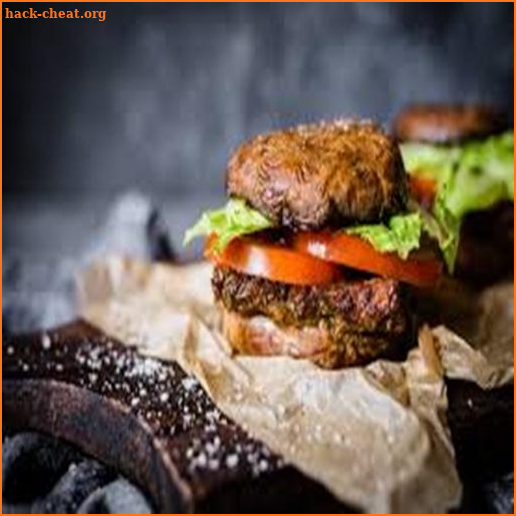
226,119 -> 408,229
393,104 -> 507,144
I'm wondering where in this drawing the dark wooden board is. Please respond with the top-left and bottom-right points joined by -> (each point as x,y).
3,320 -> 350,513
3,320 -> 513,512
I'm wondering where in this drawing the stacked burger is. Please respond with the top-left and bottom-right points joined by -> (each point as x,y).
185,120 -> 461,368
394,104 -> 514,285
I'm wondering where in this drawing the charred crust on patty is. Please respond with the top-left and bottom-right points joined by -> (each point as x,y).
226,119 -> 408,229
212,266 -> 412,336
393,104 -> 508,144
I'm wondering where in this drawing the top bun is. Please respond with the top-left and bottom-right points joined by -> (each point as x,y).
226,119 -> 408,229
393,104 -> 507,144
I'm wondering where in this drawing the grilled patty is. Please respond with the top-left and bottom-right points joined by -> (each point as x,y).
212,266 -> 411,336
226,119 -> 408,229
393,104 -> 507,144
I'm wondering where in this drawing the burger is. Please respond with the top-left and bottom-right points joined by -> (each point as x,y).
184,120 -> 458,368
393,104 -> 514,285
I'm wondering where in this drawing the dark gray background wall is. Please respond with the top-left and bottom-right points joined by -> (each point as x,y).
3,2 -> 514,199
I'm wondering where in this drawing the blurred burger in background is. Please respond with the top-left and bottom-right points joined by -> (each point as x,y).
393,104 -> 514,285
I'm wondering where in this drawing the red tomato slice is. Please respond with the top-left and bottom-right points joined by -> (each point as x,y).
293,231 -> 442,288
410,176 -> 437,209
205,236 -> 342,286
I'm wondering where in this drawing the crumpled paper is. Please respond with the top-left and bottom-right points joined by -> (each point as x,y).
78,257 -> 514,513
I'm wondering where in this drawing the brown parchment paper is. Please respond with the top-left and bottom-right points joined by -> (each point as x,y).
77,257 -> 514,513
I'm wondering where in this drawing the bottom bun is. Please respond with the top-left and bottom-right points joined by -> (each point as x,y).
220,306 -> 405,369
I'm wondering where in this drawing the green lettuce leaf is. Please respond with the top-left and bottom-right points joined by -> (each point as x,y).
400,131 -> 512,273
400,130 -> 514,218
417,191 -> 461,274
183,198 -> 273,251
345,203 -> 460,273
346,213 -> 422,260
445,131 -> 514,217
400,143 -> 458,180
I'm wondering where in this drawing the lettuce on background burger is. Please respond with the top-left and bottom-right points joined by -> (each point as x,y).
393,104 -> 514,285
401,131 -> 513,218
184,120 -> 458,369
